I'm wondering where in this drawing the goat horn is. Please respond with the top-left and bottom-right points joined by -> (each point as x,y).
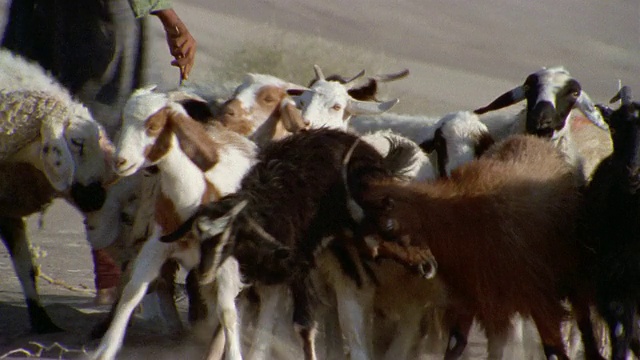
610,86 -> 633,105
313,64 -> 325,81
473,86 -> 526,114
371,68 -> 410,83
342,69 -> 366,85
342,138 -> 365,223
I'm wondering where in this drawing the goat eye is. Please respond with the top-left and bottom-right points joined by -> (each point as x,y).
70,138 -> 85,155
146,123 -> 162,132
70,138 -> 84,148
299,100 -> 305,107
332,104 -> 342,111
263,95 -> 276,103
572,90 -> 580,98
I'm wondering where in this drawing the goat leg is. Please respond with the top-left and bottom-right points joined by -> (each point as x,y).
203,324 -> 225,360
291,279 -> 318,360
572,297 -> 605,360
443,310 -> 474,360
597,297 -> 635,360
530,305 -> 570,360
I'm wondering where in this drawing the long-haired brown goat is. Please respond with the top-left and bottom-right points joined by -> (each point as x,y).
348,134 -> 586,359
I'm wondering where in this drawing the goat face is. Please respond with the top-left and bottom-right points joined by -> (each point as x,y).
475,67 -> 607,138
115,86 -> 171,176
599,89 -> 640,187
218,74 -> 308,134
420,111 -> 494,178
65,115 -> 113,211
523,68 -> 582,137
290,80 -> 399,131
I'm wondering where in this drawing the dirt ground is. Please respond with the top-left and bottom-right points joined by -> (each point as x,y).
0,0 -> 638,358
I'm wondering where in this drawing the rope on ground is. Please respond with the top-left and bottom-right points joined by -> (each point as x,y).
0,341 -> 89,359
38,272 -> 95,295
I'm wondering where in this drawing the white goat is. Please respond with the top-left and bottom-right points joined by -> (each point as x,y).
90,86 -> 256,360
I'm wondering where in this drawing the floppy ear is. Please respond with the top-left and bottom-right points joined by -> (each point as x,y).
167,109 -> 220,171
286,88 -> 306,97
474,85 -> 526,114
279,99 -> 308,132
576,91 -> 608,130
40,119 -> 74,191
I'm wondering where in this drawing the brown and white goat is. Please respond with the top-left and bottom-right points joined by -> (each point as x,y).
348,134 -> 585,360
90,86 -> 256,360
216,73 -> 310,146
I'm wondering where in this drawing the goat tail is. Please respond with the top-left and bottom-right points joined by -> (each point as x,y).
160,216 -> 196,243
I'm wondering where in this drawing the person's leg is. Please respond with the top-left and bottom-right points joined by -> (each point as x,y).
92,248 -> 121,305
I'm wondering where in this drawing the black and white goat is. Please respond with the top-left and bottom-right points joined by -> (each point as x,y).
474,66 -> 607,180
159,129 -> 431,360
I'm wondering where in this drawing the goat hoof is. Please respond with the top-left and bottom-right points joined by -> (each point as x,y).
90,319 -> 110,339
28,304 -> 64,334
32,319 -> 64,334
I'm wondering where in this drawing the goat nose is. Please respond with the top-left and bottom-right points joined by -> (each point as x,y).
115,157 -> 127,168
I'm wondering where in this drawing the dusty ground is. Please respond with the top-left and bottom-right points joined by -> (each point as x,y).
0,0 -> 638,358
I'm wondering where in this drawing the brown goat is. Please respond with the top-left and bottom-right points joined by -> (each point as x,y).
350,134 -> 585,360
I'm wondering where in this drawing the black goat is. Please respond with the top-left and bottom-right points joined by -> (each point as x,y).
580,86 -> 640,360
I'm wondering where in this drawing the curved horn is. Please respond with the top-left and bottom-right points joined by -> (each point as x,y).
473,86 -> 526,114
313,64 -> 325,81
610,86 -> 633,106
342,138 -> 365,222
372,68 -> 410,83
326,69 -> 366,85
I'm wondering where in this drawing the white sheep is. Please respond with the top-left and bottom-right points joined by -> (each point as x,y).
0,50 -> 119,333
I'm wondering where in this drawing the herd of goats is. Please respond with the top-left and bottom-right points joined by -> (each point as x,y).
1,46 -> 640,360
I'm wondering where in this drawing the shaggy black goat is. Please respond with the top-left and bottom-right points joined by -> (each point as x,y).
580,86 -> 640,360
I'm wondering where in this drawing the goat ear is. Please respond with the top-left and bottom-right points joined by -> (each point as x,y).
576,91 -> 608,130
474,86 -> 526,114
280,99 -> 309,132
419,138 -> 436,153
286,89 -> 305,96
40,120 -> 75,191
198,200 -> 248,284
348,79 -> 378,101
168,110 -> 219,171
595,104 -> 614,125
179,99 -> 215,123
474,132 -> 496,158
196,200 -> 248,238
346,98 -> 399,116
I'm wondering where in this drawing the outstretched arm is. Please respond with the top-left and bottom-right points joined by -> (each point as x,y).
152,8 -> 197,81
